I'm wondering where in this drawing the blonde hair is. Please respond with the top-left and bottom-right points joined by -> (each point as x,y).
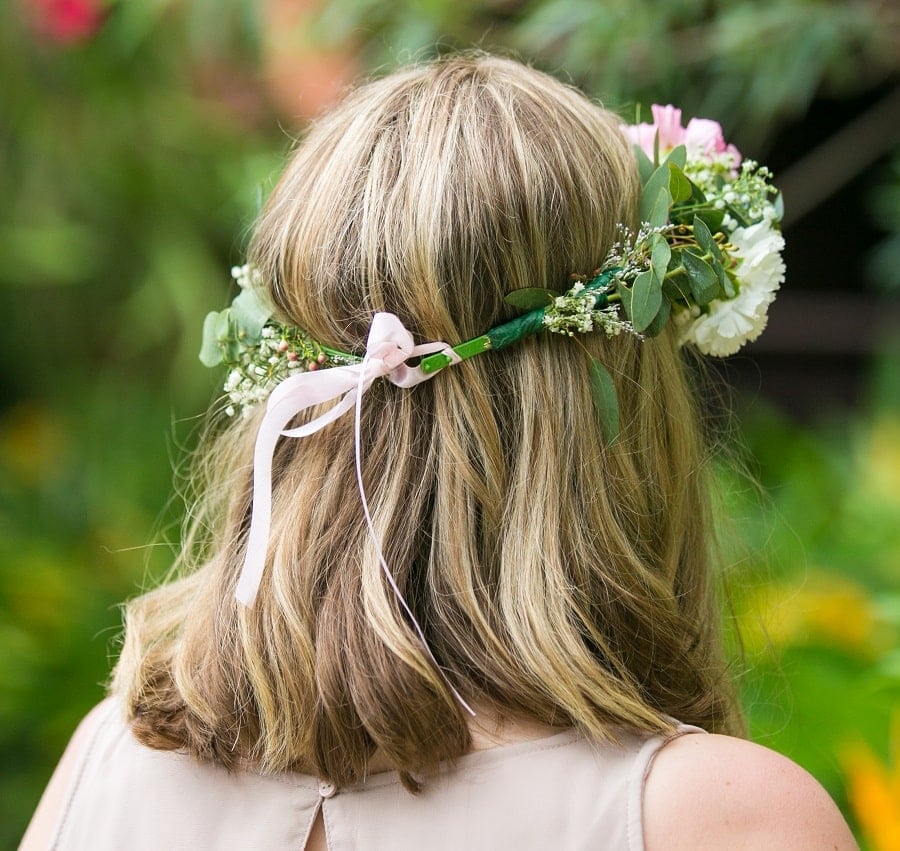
113,53 -> 743,790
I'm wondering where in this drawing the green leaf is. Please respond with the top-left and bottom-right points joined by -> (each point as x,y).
692,215 -> 721,260
662,273 -> 692,304
630,269 -> 663,332
667,162 -> 692,204
589,359 -> 620,444
215,310 -> 231,339
616,280 -> 634,320
199,311 -> 225,367
682,250 -> 720,305
688,181 -> 708,204
639,163 -> 671,220
718,263 -> 737,299
504,287 -> 560,311
643,296 -> 671,337
222,332 -> 242,363
633,144 -> 655,185
648,188 -> 672,229
649,234 -> 671,281
664,144 -> 687,170
231,287 -> 272,344
692,207 -> 725,234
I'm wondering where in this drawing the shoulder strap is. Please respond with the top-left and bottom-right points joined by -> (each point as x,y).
625,725 -> 707,851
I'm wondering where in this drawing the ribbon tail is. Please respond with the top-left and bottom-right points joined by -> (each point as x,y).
235,367 -> 375,605
236,403 -> 288,606
280,387 -> 360,438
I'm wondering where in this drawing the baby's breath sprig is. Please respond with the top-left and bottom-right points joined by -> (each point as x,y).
601,223 -> 674,284
220,324 -> 359,417
712,159 -> 782,226
543,280 -> 639,339
200,266 -> 359,417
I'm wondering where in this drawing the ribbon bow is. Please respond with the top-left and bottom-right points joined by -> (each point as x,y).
236,312 -> 459,606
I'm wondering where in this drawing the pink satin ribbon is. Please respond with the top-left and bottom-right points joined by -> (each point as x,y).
237,312 -> 457,604
236,312 -> 473,713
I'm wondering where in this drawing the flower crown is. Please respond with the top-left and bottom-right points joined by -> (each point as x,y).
201,105 -> 784,442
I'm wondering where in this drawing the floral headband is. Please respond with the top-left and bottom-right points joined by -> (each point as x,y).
203,106 -> 783,446
200,107 -> 784,702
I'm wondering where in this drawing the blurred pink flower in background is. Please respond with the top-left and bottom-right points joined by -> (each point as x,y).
261,0 -> 358,124
26,0 -> 106,44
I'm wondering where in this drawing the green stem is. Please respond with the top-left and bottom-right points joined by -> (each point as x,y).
420,268 -> 619,374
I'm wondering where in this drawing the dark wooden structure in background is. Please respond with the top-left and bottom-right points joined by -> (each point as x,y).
732,81 -> 900,420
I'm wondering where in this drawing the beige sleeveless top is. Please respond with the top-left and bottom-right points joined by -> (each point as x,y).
49,699 -> 702,850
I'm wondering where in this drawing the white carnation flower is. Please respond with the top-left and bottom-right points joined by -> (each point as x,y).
680,219 -> 785,357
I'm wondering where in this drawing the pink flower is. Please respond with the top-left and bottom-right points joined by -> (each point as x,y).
623,104 -> 741,166
27,0 -> 105,45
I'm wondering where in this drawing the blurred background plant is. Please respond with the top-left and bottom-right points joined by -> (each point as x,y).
1,0 -> 898,847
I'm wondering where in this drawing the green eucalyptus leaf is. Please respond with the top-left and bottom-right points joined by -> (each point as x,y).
231,287 -> 272,343
221,311 -> 242,363
692,207 -> 725,234
643,295 -> 671,337
634,144 -> 655,184
662,273 -> 692,305
199,311 -> 225,367
504,287 -> 560,311
215,310 -> 231,339
223,337 -> 242,364
647,188 -> 672,230
687,178 -> 707,205
640,163 -> 671,220
615,280 -> 634,321
689,191 -> 709,211
630,269 -> 663,332
667,162 -> 693,204
664,144 -> 686,170
718,263 -> 737,299
663,255 -> 690,298
692,215 -> 721,260
589,359 -> 620,444
682,250 -> 720,305
649,234 -> 671,281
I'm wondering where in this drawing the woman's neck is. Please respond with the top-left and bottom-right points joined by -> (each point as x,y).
363,705 -> 568,775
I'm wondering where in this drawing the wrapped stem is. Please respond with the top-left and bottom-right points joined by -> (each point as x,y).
420,269 -> 617,374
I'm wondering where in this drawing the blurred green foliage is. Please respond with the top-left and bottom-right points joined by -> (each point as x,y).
1,0 -> 898,848
726,393 -> 900,808
312,0 -> 896,143
0,1 -> 285,844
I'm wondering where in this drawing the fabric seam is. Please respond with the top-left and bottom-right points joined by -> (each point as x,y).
50,698 -> 117,850
626,725 -> 706,851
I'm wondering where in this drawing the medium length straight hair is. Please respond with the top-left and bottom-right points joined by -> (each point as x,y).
113,53 -> 744,790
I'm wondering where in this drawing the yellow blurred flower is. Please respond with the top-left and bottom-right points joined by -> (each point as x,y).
739,574 -> 880,656
841,716 -> 900,851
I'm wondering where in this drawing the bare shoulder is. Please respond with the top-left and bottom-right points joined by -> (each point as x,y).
643,732 -> 859,851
